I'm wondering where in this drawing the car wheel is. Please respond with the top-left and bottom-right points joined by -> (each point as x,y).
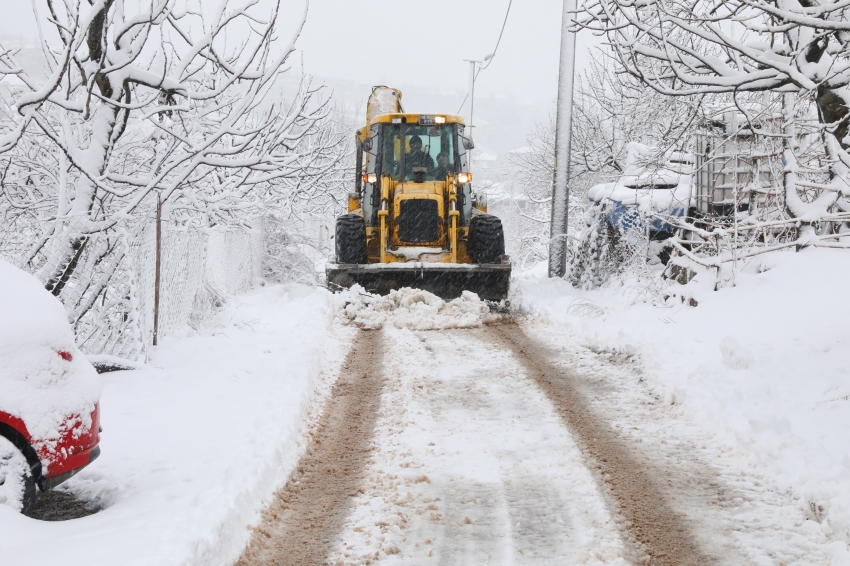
0,436 -> 37,514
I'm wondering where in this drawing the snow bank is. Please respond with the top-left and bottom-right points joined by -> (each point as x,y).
336,287 -> 498,330
515,250 -> 850,558
0,259 -> 100,450
0,284 -> 348,566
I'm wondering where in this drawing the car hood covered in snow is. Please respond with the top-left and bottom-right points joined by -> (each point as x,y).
0,259 -> 101,446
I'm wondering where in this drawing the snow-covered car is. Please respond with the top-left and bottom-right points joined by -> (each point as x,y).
587,142 -> 693,239
0,259 -> 101,514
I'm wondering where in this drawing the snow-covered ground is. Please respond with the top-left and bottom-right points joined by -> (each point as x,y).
0,284 -> 349,566
4,248 -> 849,565
515,248 -> 850,561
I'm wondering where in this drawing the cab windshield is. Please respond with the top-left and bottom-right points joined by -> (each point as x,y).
380,124 -> 456,182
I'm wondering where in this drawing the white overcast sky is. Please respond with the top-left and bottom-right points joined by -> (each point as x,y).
1,0 -> 600,152
1,0 -> 597,102
290,0 -> 596,106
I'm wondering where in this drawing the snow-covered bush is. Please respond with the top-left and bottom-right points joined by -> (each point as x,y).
263,215 -> 327,285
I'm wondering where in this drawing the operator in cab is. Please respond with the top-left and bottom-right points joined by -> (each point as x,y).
434,152 -> 452,179
405,135 -> 435,177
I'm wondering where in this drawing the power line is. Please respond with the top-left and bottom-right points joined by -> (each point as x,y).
457,0 -> 514,115
480,0 -> 513,71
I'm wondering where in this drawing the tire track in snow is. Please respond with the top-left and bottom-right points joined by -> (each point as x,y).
490,324 -> 711,565
326,326 -> 631,565
236,329 -> 383,566
520,321 -> 837,565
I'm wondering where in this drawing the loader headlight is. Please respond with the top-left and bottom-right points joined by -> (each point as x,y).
457,172 -> 472,184
435,116 -> 446,124
363,173 -> 377,184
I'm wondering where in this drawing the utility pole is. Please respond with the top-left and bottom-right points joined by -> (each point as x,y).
548,0 -> 577,278
464,59 -> 481,170
465,60 -> 477,129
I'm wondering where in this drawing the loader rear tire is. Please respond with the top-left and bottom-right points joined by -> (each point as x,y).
335,214 -> 367,264
468,214 -> 505,264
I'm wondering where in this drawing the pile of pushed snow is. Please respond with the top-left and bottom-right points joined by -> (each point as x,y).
336,287 -> 497,330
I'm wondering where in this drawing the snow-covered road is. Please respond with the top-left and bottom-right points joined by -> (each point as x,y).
516,322 -> 839,565
3,275 -> 844,565
326,326 -> 629,565
240,315 -> 841,565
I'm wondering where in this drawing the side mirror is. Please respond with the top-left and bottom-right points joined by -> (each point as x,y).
362,138 -> 373,152
462,136 -> 475,151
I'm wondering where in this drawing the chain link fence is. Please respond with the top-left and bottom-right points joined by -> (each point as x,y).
131,215 -> 263,349
1,212 -> 263,363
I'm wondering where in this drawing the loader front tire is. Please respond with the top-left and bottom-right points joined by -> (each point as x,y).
335,214 -> 367,264
468,214 -> 505,264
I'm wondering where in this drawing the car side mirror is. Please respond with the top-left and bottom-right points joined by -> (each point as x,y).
362,138 -> 373,152
462,136 -> 475,151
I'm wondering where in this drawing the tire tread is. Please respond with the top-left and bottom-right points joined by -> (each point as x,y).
335,214 -> 367,264
468,214 -> 506,264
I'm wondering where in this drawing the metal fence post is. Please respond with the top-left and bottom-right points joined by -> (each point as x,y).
153,193 -> 162,346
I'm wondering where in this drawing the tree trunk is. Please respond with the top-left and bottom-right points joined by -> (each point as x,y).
816,86 -> 850,149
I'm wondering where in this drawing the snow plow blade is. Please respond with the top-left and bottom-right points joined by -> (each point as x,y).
326,262 -> 511,302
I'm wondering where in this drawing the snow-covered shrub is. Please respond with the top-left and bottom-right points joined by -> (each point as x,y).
263,216 -> 325,285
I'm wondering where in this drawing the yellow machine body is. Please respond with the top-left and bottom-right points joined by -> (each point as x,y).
328,86 -> 509,301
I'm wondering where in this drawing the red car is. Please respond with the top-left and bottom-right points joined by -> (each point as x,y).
0,259 -> 102,514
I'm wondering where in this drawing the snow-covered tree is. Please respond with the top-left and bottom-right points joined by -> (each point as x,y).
503,52 -> 700,269
577,0 -> 850,245
0,0 -> 344,291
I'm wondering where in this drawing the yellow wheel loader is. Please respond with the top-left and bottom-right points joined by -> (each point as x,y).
326,86 -> 511,301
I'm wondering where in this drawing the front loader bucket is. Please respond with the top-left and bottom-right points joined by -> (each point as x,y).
326,262 -> 511,302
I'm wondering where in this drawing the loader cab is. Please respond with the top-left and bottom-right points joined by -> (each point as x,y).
361,115 -> 473,231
